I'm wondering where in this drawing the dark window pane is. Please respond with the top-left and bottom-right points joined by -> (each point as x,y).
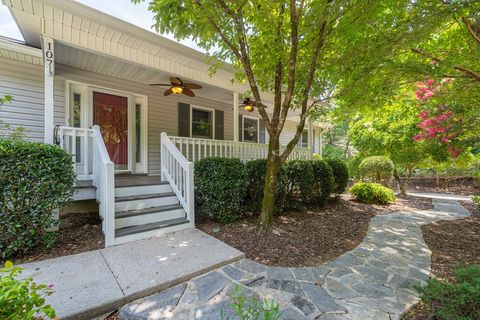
191,108 -> 213,138
243,118 -> 258,143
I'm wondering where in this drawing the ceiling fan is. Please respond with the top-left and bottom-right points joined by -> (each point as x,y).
150,77 -> 202,97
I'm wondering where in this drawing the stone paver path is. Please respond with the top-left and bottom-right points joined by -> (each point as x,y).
118,199 -> 470,320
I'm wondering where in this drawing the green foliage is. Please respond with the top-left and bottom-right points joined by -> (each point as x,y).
283,160 -> 315,209
325,158 -> 349,195
347,154 -> 363,180
309,159 -> 334,206
350,182 -> 396,204
221,285 -> 282,320
359,156 -> 394,184
194,157 -> 246,223
0,95 -> 25,140
0,261 -> 56,320
244,159 -> 287,215
472,195 -> 480,209
0,140 -> 75,259
415,264 -> 480,320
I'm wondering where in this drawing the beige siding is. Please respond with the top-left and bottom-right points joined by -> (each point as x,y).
55,64 -> 240,175
0,57 -> 64,142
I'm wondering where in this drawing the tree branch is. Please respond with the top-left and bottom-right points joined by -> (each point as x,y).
462,16 -> 480,47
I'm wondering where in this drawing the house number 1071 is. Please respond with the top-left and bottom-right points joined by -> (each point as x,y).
45,42 -> 54,74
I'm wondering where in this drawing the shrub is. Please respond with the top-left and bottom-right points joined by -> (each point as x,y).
325,158 -> 349,195
359,156 -> 394,184
244,159 -> 287,214
472,195 -> 480,209
0,261 -> 56,320
194,157 -> 246,223
347,154 -> 363,180
283,160 -> 315,209
350,182 -> 396,204
221,285 -> 282,320
415,264 -> 480,320
310,159 -> 334,205
0,140 -> 75,259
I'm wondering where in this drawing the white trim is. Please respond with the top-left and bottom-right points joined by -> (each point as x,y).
134,96 -> 149,174
242,115 -> 260,143
42,36 -> 54,144
190,104 -> 215,139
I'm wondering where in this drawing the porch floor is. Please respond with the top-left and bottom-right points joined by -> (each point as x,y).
19,229 -> 244,320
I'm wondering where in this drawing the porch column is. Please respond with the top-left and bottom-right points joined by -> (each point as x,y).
307,121 -> 313,149
42,36 -> 55,144
319,128 -> 323,157
233,92 -> 239,157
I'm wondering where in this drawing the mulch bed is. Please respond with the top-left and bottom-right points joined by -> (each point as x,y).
9,213 -> 104,265
407,178 -> 480,196
198,195 -> 433,267
401,201 -> 480,320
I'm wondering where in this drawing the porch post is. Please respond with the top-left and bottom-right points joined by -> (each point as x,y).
42,36 -> 55,144
319,128 -> 323,157
307,121 -> 313,150
233,92 -> 239,157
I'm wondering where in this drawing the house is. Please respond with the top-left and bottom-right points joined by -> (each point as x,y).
0,0 -> 327,246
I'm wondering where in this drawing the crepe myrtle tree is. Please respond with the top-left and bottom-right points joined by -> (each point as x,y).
133,0 -> 386,231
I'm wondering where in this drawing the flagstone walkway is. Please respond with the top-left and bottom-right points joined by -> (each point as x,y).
118,198 -> 471,320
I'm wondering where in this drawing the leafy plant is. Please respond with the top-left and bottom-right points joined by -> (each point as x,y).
472,195 -> 480,209
310,159 -> 334,205
350,182 -> 396,204
221,285 -> 282,320
194,157 -> 246,223
0,261 -> 56,320
0,95 -> 26,140
359,156 -> 394,185
283,160 -> 315,210
244,159 -> 287,215
325,158 -> 349,195
415,264 -> 480,320
0,140 -> 75,259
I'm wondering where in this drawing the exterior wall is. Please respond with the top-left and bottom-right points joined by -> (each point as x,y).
55,64 -> 239,175
0,57 -> 64,142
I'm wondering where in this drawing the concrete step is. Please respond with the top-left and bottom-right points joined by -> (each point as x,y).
115,217 -> 190,238
115,193 -> 179,212
115,183 -> 172,197
115,204 -> 186,229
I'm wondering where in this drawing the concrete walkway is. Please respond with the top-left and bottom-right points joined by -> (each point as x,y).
19,229 -> 244,319
407,191 -> 472,202
118,198 -> 471,320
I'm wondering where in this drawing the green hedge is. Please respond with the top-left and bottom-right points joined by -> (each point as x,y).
325,158 -> 349,195
284,160 -> 315,209
244,159 -> 287,214
194,157 -> 246,223
0,140 -> 75,259
310,159 -> 334,205
359,156 -> 394,184
350,182 -> 396,204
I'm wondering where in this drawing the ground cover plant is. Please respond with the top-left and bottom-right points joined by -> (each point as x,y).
350,182 -> 396,204
0,140 -> 75,259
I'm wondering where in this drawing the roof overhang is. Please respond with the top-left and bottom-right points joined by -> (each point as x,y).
0,36 -> 42,64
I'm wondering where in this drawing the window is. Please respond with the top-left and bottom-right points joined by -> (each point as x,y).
299,129 -> 308,148
243,117 -> 259,143
135,103 -> 142,163
71,92 -> 81,127
191,108 -> 213,138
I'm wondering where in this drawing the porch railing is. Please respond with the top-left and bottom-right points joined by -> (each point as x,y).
160,133 -> 195,226
169,136 -> 312,162
58,125 -> 115,247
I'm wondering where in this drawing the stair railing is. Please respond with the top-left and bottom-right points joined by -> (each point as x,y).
160,132 -> 195,226
92,125 -> 115,247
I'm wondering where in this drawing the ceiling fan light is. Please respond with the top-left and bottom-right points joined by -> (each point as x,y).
171,86 -> 183,94
244,104 -> 254,112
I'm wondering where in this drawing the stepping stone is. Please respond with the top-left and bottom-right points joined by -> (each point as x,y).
241,275 -> 266,287
280,307 -> 308,320
233,259 -> 266,274
353,265 -> 389,284
290,295 -> 316,316
267,279 -> 306,297
193,271 -> 229,305
221,265 -> 245,281
267,266 -> 295,280
301,283 -> 347,313
193,298 -> 235,320
351,282 -> 395,299
118,284 -> 186,320
325,277 -> 361,299
292,267 -> 323,283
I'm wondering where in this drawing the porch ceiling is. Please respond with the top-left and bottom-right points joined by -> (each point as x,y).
55,42 -> 236,105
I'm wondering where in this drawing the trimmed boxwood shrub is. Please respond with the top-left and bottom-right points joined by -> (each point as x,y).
194,157 -> 246,223
0,139 -> 75,259
310,159 -> 334,205
350,182 -> 396,204
359,156 -> 394,184
244,159 -> 287,214
325,158 -> 349,195
283,160 -> 315,209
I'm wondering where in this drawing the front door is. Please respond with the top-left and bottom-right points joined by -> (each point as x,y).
93,91 -> 129,171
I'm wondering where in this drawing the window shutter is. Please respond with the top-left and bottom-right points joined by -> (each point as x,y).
215,110 -> 224,140
238,115 -> 243,141
259,119 -> 266,144
178,102 -> 190,137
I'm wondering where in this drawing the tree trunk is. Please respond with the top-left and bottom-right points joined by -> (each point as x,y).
393,169 -> 406,196
258,138 -> 281,232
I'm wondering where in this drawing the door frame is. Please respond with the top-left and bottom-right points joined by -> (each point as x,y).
65,80 -> 149,174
